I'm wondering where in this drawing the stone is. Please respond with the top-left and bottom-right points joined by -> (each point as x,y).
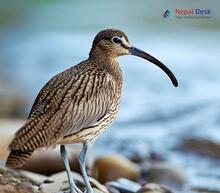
136,183 -> 173,193
39,182 -> 63,193
93,187 -> 108,193
21,145 -> 92,176
0,165 -> 22,185
0,164 -> 9,173
177,138 -> 220,160
49,170 -> 83,183
89,177 -> 109,193
0,164 -> 45,193
192,187 -> 220,193
0,185 -> 14,193
15,182 -> 37,193
0,185 -> 19,193
40,171 -> 82,193
40,171 -> 109,193
0,184 -> 43,193
93,155 -> 140,184
106,178 -> 141,193
106,186 -> 120,193
140,162 -> 187,191
19,170 -> 54,185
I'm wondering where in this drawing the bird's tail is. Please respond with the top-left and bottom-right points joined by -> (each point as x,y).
6,149 -> 33,168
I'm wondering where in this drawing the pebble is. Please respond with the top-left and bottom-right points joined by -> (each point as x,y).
0,185 -> 17,193
15,182 -> 37,193
19,170 -> 54,185
177,137 -> 220,160
40,171 -> 82,193
0,160 -> 179,193
21,145 -> 92,176
106,178 -> 141,193
40,171 -> 109,193
93,155 -> 140,183
136,183 -> 173,193
192,187 -> 220,193
140,162 -> 187,191
0,184 -> 41,193
0,164 -> 9,173
89,177 -> 109,193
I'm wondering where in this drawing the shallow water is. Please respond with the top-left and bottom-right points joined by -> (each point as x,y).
0,0 -> 220,191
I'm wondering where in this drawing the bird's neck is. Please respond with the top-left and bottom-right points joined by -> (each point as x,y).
89,50 -> 122,82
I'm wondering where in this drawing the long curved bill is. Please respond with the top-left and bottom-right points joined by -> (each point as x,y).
129,46 -> 178,87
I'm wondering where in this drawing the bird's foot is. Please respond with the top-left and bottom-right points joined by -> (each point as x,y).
63,189 -> 82,193
62,186 -> 83,193
83,188 -> 93,193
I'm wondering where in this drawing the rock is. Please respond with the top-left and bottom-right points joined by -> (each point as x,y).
107,186 -> 120,193
0,185 -> 15,193
106,178 -> 141,193
40,171 -> 109,193
192,187 -> 220,193
21,145 -> 92,176
93,187 -> 108,193
93,155 -> 140,184
0,185 -> 22,193
20,149 -> 72,176
177,138 -> 220,160
140,162 -> 187,191
0,164 -> 41,191
89,177 -> 109,193
40,171 -> 83,193
0,164 -> 9,173
0,165 -> 22,185
136,183 -> 173,193
15,182 -> 38,193
0,184 -> 43,193
39,180 -> 63,193
19,170 -> 54,185
0,80 -> 28,118
39,181 -> 64,193
0,164 -> 46,193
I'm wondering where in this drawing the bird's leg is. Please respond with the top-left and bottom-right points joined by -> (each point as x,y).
60,145 -> 82,193
79,143 -> 93,193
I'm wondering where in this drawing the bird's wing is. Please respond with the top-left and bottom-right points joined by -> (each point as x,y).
28,66 -> 75,118
9,63 -> 117,151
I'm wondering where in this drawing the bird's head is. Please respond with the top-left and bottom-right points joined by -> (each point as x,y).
89,29 -> 178,87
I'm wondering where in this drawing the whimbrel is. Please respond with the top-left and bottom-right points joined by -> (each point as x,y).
6,29 -> 178,193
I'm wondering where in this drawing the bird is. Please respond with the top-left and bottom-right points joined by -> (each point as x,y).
6,29 -> 178,193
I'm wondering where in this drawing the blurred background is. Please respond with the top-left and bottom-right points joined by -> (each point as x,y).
0,0 -> 220,192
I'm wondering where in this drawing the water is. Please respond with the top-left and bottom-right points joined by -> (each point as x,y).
0,0 -> 220,191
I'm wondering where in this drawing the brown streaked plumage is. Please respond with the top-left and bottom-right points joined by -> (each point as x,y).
6,29 -> 178,193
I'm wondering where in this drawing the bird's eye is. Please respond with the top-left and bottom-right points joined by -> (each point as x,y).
112,36 -> 122,44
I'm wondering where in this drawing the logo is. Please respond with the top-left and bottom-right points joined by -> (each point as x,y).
162,8 -> 212,19
163,10 -> 171,18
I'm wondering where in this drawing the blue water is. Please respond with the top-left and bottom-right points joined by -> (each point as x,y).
0,0 -> 220,191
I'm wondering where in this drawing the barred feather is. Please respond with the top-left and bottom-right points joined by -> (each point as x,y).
6,150 -> 33,168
